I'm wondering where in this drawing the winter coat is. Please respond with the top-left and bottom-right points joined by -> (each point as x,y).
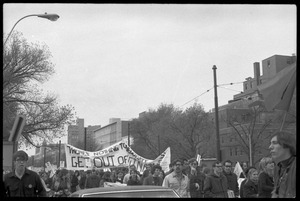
85,174 -> 100,189
203,172 -> 228,198
143,175 -> 163,186
189,171 -> 206,198
258,171 -> 274,198
223,171 -> 239,197
272,156 -> 296,198
70,175 -> 79,193
243,179 -> 258,198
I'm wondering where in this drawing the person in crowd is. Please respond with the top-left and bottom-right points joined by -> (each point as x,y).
203,161 -> 228,198
78,170 -> 86,190
115,171 -> 124,184
243,168 -> 259,198
123,165 -> 140,184
269,131 -> 296,198
109,169 -> 117,183
127,169 -> 141,186
140,169 -> 151,185
70,170 -> 80,193
85,169 -> 100,188
100,171 -> 112,187
202,166 -> 211,177
51,169 -> 61,192
257,157 -> 274,198
187,158 -> 206,198
239,161 -> 248,178
162,158 -> 190,198
41,171 -> 52,189
182,158 -> 189,175
143,164 -> 163,186
4,150 -> 46,197
144,163 -> 152,173
55,168 -> 71,196
223,160 -> 239,198
239,166 -> 256,198
159,169 -> 165,180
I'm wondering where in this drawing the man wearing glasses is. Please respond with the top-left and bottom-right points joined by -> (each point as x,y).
223,160 -> 239,198
162,159 -> 190,197
203,161 -> 228,198
3,150 -> 46,197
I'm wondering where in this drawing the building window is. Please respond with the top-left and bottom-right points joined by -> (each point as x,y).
230,148 -> 233,156
235,147 -> 238,156
267,60 -> 271,68
244,83 -> 247,90
240,148 -> 244,156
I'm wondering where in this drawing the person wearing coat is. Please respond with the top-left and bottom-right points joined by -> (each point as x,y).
243,168 -> 259,198
187,159 -> 206,198
257,157 -> 274,198
143,164 -> 163,186
203,161 -> 228,198
70,170 -> 79,193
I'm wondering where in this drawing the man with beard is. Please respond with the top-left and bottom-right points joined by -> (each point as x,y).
4,150 -> 46,197
269,131 -> 296,198
162,159 -> 190,197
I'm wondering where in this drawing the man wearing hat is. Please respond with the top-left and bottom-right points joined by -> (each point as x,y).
3,150 -> 46,197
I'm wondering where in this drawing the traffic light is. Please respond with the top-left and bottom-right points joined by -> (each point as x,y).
8,115 -> 26,142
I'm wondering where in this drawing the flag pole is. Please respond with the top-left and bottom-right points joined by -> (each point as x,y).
279,111 -> 288,131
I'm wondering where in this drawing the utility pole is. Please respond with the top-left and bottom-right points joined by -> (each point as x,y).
44,147 -> 46,172
212,65 -> 221,161
128,122 -> 130,147
158,134 -> 161,154
58,140 -> 61,168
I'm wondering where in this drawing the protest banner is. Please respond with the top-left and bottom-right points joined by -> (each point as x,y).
64,140 -> 171,171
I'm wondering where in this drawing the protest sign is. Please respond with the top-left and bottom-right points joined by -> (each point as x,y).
64,140 -> 171,171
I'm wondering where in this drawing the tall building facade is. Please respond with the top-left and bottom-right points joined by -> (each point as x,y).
210,54 -> 296,166
67,118 -> 101,150
93,118 -> 129,151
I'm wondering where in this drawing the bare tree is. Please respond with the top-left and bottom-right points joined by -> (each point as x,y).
224,105 -> 281,166
130,103 -> 215,160
3,31 -> 76,149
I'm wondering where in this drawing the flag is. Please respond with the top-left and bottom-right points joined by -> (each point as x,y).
196,154 -> 201,166
257,63 -> 296,111
233,161 -> 243,179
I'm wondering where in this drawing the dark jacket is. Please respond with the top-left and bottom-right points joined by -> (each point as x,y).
4,168 -> 46,197
78,175 -> 86,189
203,172 -> 228,198
272,156 -> 296,198
85,174 -> 100,188
243,179 -> 258,198
223,170 -> 239,197
258,171 -> 274,198
189,171 -> 206,198
143,175 -> 163,186
70,175 -> 79,193
127,176 -> 141,186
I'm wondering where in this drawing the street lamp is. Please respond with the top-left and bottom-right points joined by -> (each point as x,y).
4,13 -> 60,45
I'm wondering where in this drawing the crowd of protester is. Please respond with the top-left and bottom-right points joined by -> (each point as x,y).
3,131 -> 296,198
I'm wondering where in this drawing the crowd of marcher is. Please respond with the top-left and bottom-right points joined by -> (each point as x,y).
3,130 -> 296,198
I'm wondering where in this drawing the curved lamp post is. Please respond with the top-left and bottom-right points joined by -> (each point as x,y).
4,13 -> 60,45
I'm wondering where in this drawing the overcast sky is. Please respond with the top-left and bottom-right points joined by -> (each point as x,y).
3,4 -> 296,128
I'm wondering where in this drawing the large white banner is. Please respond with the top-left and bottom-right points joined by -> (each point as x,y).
64,140 -> 170,172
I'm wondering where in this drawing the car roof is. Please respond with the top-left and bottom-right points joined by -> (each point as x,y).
73,185 -> 173,195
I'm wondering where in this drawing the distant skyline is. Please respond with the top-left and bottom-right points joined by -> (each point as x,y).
4,4 -> 296,132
